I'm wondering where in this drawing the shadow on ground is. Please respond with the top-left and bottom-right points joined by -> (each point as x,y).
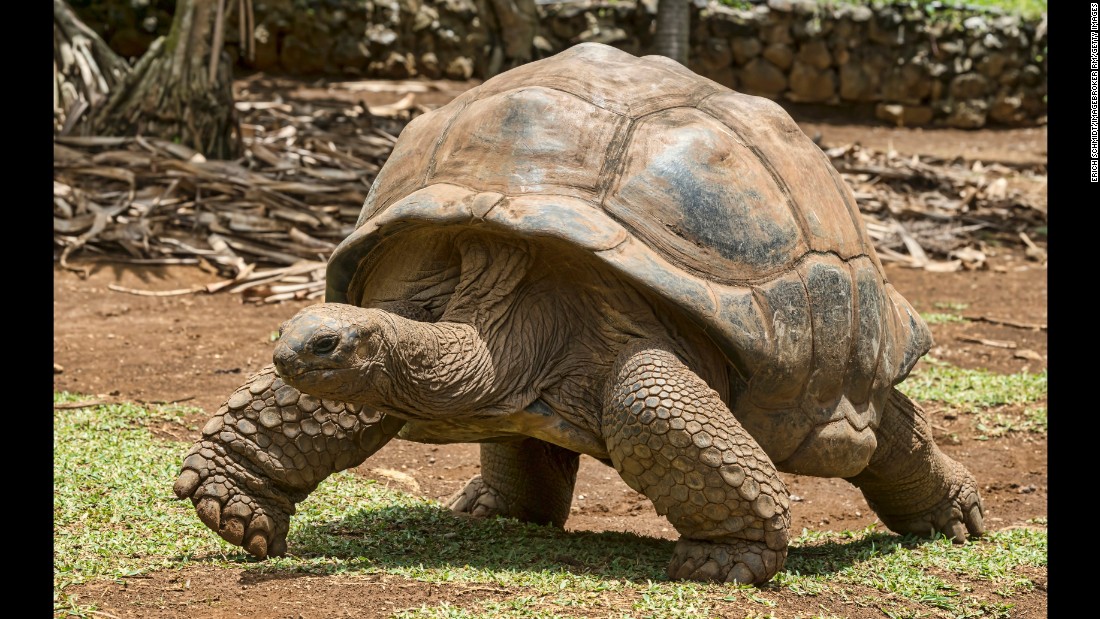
178,503 -> 939,586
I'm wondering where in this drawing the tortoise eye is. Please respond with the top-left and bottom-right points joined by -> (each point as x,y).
312,334 -> 339,355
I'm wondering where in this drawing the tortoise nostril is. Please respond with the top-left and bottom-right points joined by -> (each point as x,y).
273,348 -> 294,376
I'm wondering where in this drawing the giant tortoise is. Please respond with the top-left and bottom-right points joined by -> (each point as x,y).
173,42 -> 984,585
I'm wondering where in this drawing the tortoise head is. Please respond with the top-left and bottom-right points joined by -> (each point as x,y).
273,303 -> 394,403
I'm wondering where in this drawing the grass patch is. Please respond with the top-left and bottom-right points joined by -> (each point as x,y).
921,312 -> 967,325
900,359 -> 1047,412
974,406 -> 1047,439
56,395 -> 1047,618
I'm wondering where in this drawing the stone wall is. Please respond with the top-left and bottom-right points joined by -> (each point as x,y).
69,0 -> 1047,128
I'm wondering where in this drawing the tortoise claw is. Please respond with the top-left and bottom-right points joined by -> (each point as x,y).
245,531 -> 269,559
196,497 -> 222,531
173,469 -> 201,499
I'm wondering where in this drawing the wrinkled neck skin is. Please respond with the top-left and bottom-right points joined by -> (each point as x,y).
378,315 -> 501,418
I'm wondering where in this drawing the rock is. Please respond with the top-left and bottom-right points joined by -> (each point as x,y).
698,65 -> 737,90
787,62 -> 836,103
791,13 -> 829,40
954,56 -> 974,74
280,34 -> 328,74
982,32 -> 1004,50
330,38 -> 371,73
1020,91 -> 1046,115
697,37 -> 733,71
1020,64 -> 1043,86
578,26 -> 630,46
445,56 -> 474,80
950,72 -> 990,100
737,57 -> 788,97
875,103 -> 933,127
797,40 -> 832,70
999,68 -> 1020,86
419,52 -> 442,79
848,5 -> 873,22
977,52 -> 1008,78
762,43 -> 794,70
377,51 -> 416,79
730,37 -> 762,65
367,25 -> 399,47
839,57 -> 887,102
944,100 -> 988,128
936,40 -> 964,58
413,5 -> 439,31
968,42 -> 986,58
989,93 -> 1026,124
868,11 -> 902,46
963,16 -> 988,32
709,9 -> 759,39
762,22 -> 792,45
882,63 -> 931,104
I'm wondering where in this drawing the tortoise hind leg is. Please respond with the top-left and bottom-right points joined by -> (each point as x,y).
603,341 -> 791,584
447,439 -> 579,527
846,388 -> 984,541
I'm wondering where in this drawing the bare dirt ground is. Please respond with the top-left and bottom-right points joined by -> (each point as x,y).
54,79 -> 1048,618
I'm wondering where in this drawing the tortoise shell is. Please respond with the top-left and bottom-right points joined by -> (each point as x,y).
326,42 -> 931,445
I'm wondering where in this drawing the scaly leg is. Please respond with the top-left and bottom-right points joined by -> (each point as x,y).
172,364 -> 405,557
847,388 -> 984,541
448,439 -> 580,527
603,341 -> 791,584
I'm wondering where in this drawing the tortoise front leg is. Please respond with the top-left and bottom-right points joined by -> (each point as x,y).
603,341 -> 791,585
448,439 -> 580,527
172,364 -> 405,558
846,388 -> 984,541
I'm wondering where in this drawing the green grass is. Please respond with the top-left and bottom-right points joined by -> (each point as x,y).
932,301 -> 969,312
55,391 -> 1047,618
921,312 -> 967,325
922,301 -> 969,325
973,406 -> 1046,440
899,359 -> 1047,412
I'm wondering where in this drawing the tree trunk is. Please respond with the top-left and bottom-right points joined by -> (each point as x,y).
478,0 -> 539,77
653,0 -> 690,66
54,0 -> 131,135
82,0 -> 241,159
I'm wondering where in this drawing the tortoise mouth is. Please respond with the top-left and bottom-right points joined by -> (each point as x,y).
273,364 -> 345,393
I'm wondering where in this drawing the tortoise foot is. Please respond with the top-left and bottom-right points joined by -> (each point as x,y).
173,443 -> 294,559
877,464 -> 984,543
667,537 -> 788,585
445,475 -> 507,518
